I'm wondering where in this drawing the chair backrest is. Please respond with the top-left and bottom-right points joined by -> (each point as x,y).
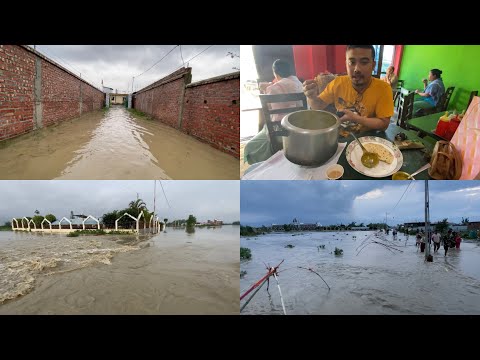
435,86 -> 455,112
259,92 -> 308,153
467,90 -> 478,110
397,91 -> 414,128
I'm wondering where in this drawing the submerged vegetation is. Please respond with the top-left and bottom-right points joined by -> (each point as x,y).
240,247 -> 252,260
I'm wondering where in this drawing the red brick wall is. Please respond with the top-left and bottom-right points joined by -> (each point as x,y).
183,74 -> 240,158
0,45 -> 104,141
134,70 -> 240,158
135,78 -> 184,128
41,60 -> 81,127
0,45 -> 36,141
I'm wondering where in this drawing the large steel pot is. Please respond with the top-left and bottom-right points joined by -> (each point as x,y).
279,110 -> 340,166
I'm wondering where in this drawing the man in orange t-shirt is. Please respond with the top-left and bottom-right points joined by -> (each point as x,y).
303,45 -> 394,131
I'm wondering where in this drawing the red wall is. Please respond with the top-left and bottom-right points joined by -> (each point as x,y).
0,45 -> 36,140
292,45 -> 347,80
135,75 -> 185,129
0,45 -> 104,141
183,75 -> 240,158
134,70 -> 239,159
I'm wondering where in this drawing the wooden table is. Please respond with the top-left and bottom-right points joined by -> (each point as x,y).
406,112 -> 447,141
337,124 -> 434,180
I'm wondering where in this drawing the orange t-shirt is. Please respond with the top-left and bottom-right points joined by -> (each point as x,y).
318,75 -> 394,119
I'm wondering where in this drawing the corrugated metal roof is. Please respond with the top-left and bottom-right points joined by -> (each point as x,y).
51,217 -> 99,225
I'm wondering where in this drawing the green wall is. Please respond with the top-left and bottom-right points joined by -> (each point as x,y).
399,45 -> 480,112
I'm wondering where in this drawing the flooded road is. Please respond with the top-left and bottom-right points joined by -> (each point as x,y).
0,107 -> 239,180
240,231 -> 480,315
0,226 -> 239,314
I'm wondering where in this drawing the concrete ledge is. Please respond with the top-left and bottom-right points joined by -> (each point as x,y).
187,71 -> 240,88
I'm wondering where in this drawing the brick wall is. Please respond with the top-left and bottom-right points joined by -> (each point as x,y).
0,45 -> 36,141
0,45 -> 104,141
183,73 -> 240,158
134,69 -> 239,158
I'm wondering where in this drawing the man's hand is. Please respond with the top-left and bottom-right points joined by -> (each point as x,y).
303,79 -> 318,100
339,108 -> 360,123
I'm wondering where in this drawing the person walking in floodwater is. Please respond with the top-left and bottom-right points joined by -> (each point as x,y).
443,229 -> 453,257
432,231 -> 441,253
419,232 -> 426,252
416,232 -> 422,247
455,232 -> 462,249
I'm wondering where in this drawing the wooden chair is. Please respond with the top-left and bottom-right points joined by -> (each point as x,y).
259,92 -> 308,154
397,91 -> 414,129
467,90 -> 478,110
435,86 -> 455,112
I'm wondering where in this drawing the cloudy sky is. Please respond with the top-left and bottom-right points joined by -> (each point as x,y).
0,180 -> 239,224
241,181 -> 480,226
28,45 -> 240,92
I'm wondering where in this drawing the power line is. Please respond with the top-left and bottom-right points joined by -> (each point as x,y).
173,45 -> 214,72
159,181 -> 171,208
134,45 -> 179,79
392,181 -> 414,212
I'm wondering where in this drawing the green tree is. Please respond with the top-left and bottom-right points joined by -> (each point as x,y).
34,209 -> 40,215
4,221 -> 11,227
45,214 -> 57,223
186,215 -> 197,227
129,198 -> 147,212
435,218 -> 449,234
461,217 -> 469,225
32,215 -> 44,227
102,211 -> 118,229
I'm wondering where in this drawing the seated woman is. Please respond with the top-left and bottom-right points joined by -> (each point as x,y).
383,66 -> 398,90
413,68 -> 445,116
243,59 -> 303,165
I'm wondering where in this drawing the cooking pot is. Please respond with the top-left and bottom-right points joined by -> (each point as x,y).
278,110 -> 340,166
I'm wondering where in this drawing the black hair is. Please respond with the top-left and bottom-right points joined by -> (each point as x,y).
430,69 -> 443,78
346,45 -> 375,59
272,59 -> 293,78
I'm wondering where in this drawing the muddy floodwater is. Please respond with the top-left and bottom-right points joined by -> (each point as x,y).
0,107 -> 239,180
0,226 -> 239,314
240,231 -> 480,315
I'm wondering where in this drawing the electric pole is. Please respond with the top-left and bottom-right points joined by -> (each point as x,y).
153,180 -> 156,233
425,180 -> 431,261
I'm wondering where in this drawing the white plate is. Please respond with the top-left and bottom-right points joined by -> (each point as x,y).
345,136 -> 403,178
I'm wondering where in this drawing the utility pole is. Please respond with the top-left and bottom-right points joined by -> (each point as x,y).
425,180 -> 432,261
153,180 -> 156,233
131,77 -> 135,93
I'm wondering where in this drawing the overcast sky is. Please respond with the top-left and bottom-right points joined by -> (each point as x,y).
28,45 -> 240,93
241,181 -> 480,227
0,180 -> 239,223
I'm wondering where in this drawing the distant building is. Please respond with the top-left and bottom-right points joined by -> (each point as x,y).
110,93 -> 128,105
206,219 -> 223,226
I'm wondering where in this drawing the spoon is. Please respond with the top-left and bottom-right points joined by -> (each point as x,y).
407,163 -> 431,179
350,132 -> 379,168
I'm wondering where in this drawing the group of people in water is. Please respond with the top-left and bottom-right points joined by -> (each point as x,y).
380,227 -> 462,257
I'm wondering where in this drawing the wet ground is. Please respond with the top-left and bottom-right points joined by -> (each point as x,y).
0,226 -> 239,314
0,107 -> 239,180
240,231 -> 480,315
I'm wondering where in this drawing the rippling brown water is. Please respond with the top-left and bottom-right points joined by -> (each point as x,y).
0,226 -> 239,314
0,107 -> 239,180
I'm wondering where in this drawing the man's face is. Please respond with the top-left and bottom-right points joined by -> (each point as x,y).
346,47 -> 375,87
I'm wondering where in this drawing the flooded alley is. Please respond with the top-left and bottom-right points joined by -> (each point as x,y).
0,107 -> 239,180
0,226 -> 239,314
240,231 -> 480,315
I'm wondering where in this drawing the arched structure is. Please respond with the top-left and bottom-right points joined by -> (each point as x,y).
59,217 -> 73,230
82,215 -> 100,230
41,218 -> 52,230
115,213 -> 137,232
